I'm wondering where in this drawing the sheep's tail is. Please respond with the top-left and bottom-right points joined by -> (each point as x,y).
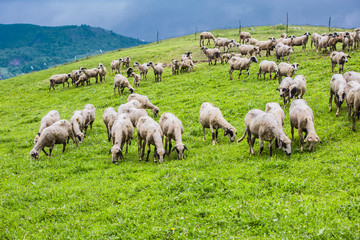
237,127 -> 248,143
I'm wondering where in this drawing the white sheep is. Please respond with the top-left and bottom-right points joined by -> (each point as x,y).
49,74 -> 71,91
289,75 -> 306,99
179,59 -> 195,73
256,37 -> 276,57
311,33 -> 321,49
159,112 -> 188,160
277,62 -> 299,84
317,34 -> 334,53
102,107 -> 118,141
70,110 -> 85,143
128,108 -> 148,127
147,61 -> 164,82
238,44 -> 260,57
343,71 -> 360,83
199,102 -> 236,145
277,77 -> 295,108
69,70 -> 82,86
98,63 -> 107,82
81,104 -> 95,134
214,37 -> 235,52
75,73 -> 88,87
330,51 -> 351,74
237,109 -> 291,157
329,74 -> 347,116
133,61 -> 149,80
199,32 -> 216,47
30,120 -> 78,159
122,57 -> 131,69
244,37 -> 259,45
79,67 -> 99,84
117,100 -> 142,113
289,99 -> 321,151
228,56 -> 258,80
345,81 -> 360,131
290,32 -> 311,51
275,43 -> 294,62
201,46 -> 223,65
171,59 -> 180,75
110,115 -> 134,163
257,60 -> 278,80
111,58 -> 123,74
265,102 -> 285,126
239,32 -> 252,44
34,110 -> 61,145
127,93 -> 159,117
114,74 -> 134,95
130,72 -> 141,87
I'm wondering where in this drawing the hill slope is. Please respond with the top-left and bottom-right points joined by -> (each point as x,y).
1,25 -> 360,238
0,24 -> 148,79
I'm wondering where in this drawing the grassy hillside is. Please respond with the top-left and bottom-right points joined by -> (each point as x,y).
0,24 -> 148,80
1,25 -> 360,239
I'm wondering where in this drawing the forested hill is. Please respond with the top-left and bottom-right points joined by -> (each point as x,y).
0,24 -> 148,79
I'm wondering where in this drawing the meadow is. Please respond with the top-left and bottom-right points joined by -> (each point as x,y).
1,25 -> 360,239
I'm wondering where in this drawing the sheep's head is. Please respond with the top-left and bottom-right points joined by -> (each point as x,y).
129,88 -> 134,94
224,127 -> 236,143
278,137 -> 291,156
152,107 -> 159,117
80,67 -> 86,71
126,67 -> 133,77
30,149 -> 39,160
76,132 -> 84,143
110,146 -> 123,163
277,87 -> 289,98
155,148 -> 168,163
172,144 -> 188,160
250,56 -> 258,63
200,46 -> 207,51
289,85 -> 297,99
133,62 -> 139,67
289,47 -> 294,54
147,61 -> 154,67
342,54 -> 350,63
304,132 -> 321,152
119,58 -> 124,62
269,37 -> 276,42
292,63 -> 299,71
336,91 -> 346,106
34,132 -> 40,145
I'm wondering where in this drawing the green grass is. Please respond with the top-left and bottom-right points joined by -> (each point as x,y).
1,25 -> 360,239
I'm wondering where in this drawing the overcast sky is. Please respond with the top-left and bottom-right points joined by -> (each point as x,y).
0,0 -> 359,41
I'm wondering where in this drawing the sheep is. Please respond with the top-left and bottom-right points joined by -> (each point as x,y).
133,62 -> 149,80
136,116 -> 168,163
34,110 -> 61,145
111,58 -> 123,74
98,63 -> 107,82
30,120 -> 78,159
244,37 -> 259,45
228,56 -> 258,80
79,67 -> 99,83
289,99 -> 321,151
221,53 -> 233,63
201,46 -> 223,65
126,67 -> 133,77
70,110 -> 85,143
228,41 -> 240,52
342,34 -> 352,51
265,102 -> 285,126
147,61 -> 164,82
171,59 -> 180,75
122,57 -> 131,69
159,112 -> 188,160
127,93 -> 159,117
256,37 -> 276,57
114,74 -> 134,95
280,33 -> 287,39
329,74 -> 347,116
289,75 -> 306,99
238,44 -> 260,57
69,70 -> 82,86
311,33 -> 321,49
118,100 -> 142,113
199,32 -> 216,46
343,71 -> 360,83
49,74 -> 71,91
277,77 -> 295,108
239,32 -> 252,44
351,29 -> 360,49
130,72 -> 141,87
328,34 -> 342,51
276,35 -> 294,46
181,51 -> 193,62
290,32 -> 311,51
257,60 -> 278,80
277,62 -> 299,84
81,104 -> 95,134
330,51 -> 351,74
345,81 -> 360,131
237,109 -> 291,157
214,37 -> 235,52
275,43 -> 294,62
128,108 -> 148,127
110,115 -> 134,163
317,33 -> 334,53
102,107 -> 118,141
199,102 -> 236,145
75,73 -> 89,87
179,59 -> 195,73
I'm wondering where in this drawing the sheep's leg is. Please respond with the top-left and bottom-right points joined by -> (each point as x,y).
331,63 -> 335,73
202,126 -> 206,141
142,141 -> 146,159
338,63 -> 341,74
215,129 -> 218,142
153,147 -> 158,162
169,139 -> 172,154
120,87 -> 123,95
283,96 -> 287,108
264,72 -> 266,80
237,71 -> 242,80
291,126 -> 294,141
298,129 -> 304,151
229,68 -> 234,80
346,102 -> 351,121
259,137 -> 264,155
336,101 -> 341,117
210,126 -> 216,145
137,135 -> 142,161
329,92 -> 334,111
269,139 -> 273,157
114,86 -> 116,95
62,143 -> 66,152
247,132 -> 254,155
42,148 -> 49,156
352,110 -> 357,131
146,143 -> 151,162
257,71 -> 261,80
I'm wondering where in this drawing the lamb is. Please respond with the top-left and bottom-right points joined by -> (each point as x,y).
79,67 -> 99,83
345,81 -> 360,131
171,59 -> 180,75
98,63 -> 107,82
277,77 -> 295,108
237,109 -> 291,157
257,60 -> 278,80
201,46 -> 223,65
256,37 -> 276,57
128,108 -> 148,127
102,107 -> 118,141
214,37 -> 235,52
289,75 -> 306,99
69,70 -> 82,86
181,51 -> 193,62
277,62 -> 299,84
117,99 -> 142,113
199,32 -> 216,46
34,110 -> 61,145
110,115 -> 134,163
221,53 -> 233,63
343,71 -> 360,83
159,112 -> 188,160
290,32 -> 311,51
114,74 -> 134,95
70,110 -> 85,142
330,51 -> 351,74
199,102 -> 236,145
30,120 -> 78,159
228,56 -> 258,80
244,37 -> 259,45
239,32 -> 251,44
49,74 -> 71,91
289,99 -> 321,151
133,61 -> 149,80
265,102 -> 285,126
136,116 -> 168,163
81,104 -> 95,134
111,58 -> 123,74
122,57 -> 131,69
228,42 -> 240,52
329,74 -> 347,116
275,43 -> 294,62
130,72 -> 141,87
147,61 -> 164,82
127,93 -> 159,117
238,44 -> 260,57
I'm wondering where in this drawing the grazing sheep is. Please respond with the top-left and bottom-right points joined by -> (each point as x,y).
330,51 -> 351,74
49,74 -> 71,91
111,58 -> 123,74
289,75 -> 306,99
75,73 -> 89,87
82,104 -> 95,134
275,43 -> 294,62
34,110 -> 61,145
345,81 -> 360,131
110,115 -> 134,163
199,102 -> 236,145
130,72 -> 141,87
239,32 -> 252,44
117,100 -> 142,113
228,56 -> 258,80
277,77 -> 295,108
114,74 -> 134,95
244,37 -> 259,45
127,93 -> 159,117
291,32 -> 311,51
79,67 -> 99,83
256,37 -> 276,57
171,60 -> 180,75
329,74 -> 347,116
199,32 -> 216,47
133,62 -> 149,80
136,116 -> 168,163
69,70 -> 82,86
237,109 -> 291,157
98,63 -> 107,82
128,108 -> 148,127
30,120 -> 78,159
214,37 -> 235,52
277,62 -> 299,84
147,61 -> 164,82
122,57 -> 131,69
70,110 -> 85,143
201,46 -> 223,65
343,71 -> 360,83
289,99 -> 321,151
238,44 -> 260,57
257,60 -> 278,80
102,107 -> 118,141
265,102 -> 285,126
159,112 -> 188,160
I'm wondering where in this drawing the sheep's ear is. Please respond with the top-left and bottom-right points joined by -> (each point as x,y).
76,135 -> 82,142
165,150 -> 171,157
290,87 -> 297,98
117,150 -> 123,158
37,132 -> 41,136
224,128 -> 229,136
348,55 -> 351,58
171,146 -> 177,152
278,139 -> 283,149
184,145 -> 189,151
109,149 -> 112,154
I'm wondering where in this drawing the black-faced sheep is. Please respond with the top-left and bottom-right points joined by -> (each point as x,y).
289,75 -> 306,99
277,77 -> 295,108
122,57 -> 131,69
329,74 -> 347,116
79,67 -> 99,84
238,44 -> 260,57
275,43 -> 294,62
239,32 -> 252,44
277,62 -> 299,84
291,32 -> 311,51
214,37 -> 235,52
330,51 -> 351,74
70,110 -> 85,143
98,63 -> 107,82
111,58 -> 123,74
114,74 -> 134,95
256,37 -> 276,57
133,62 -> 149,80
81,104 -> 95,134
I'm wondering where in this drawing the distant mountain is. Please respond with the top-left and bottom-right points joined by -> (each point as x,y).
0,24 -> 149,79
